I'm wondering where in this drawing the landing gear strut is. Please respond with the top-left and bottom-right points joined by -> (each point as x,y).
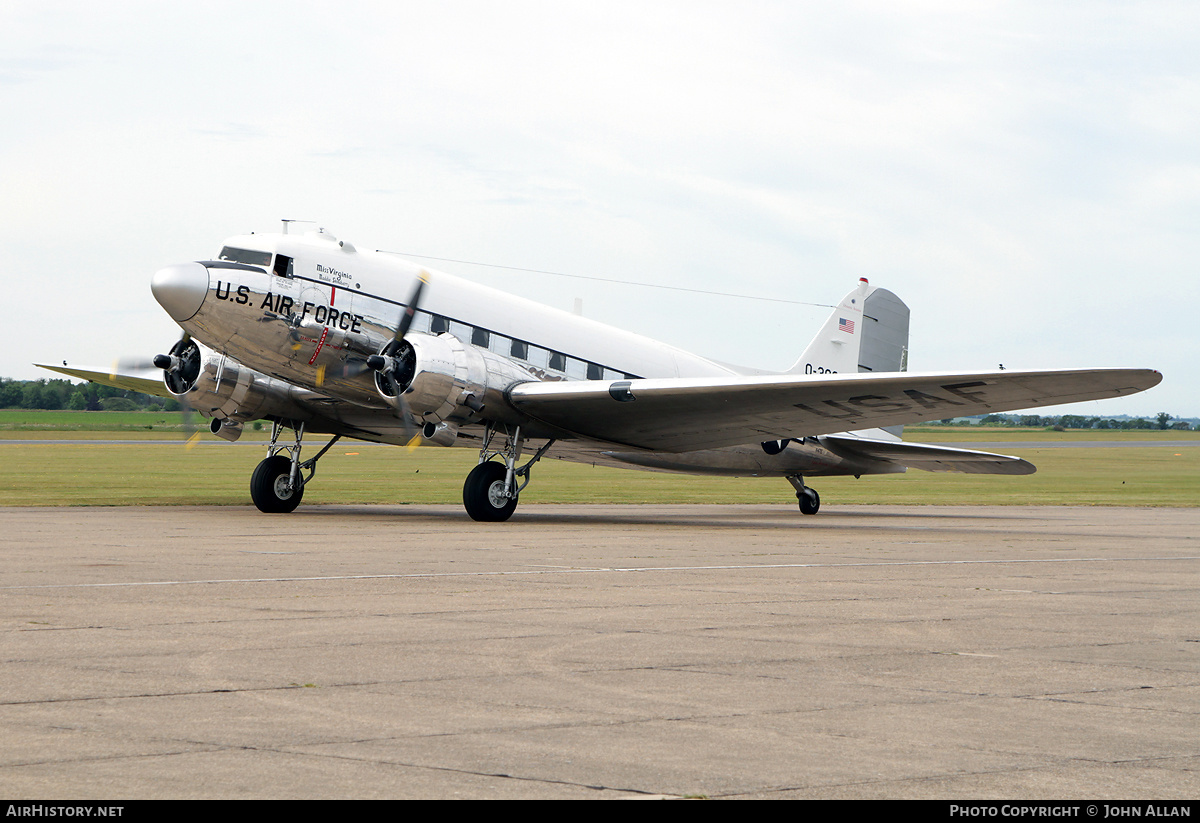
787,475 -> 820,515
463,424 -> 554,522
250,420 -> 340,513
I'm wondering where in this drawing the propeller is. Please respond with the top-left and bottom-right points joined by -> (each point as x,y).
108,332 -> 200,446
179,396 -> 200,449
367,271 -> 429,446
109,330 -> 193,377
153,332 -> 200,394
368,270 -> 427,372
152,332 -> 201,448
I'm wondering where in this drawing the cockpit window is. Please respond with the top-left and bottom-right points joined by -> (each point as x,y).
219,246 -> 272,267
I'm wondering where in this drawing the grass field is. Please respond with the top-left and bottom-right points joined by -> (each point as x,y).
0,410 -> 272,439
0,412 -> 1196,507
902,426 -> 1200,443
0,409 -> 191,431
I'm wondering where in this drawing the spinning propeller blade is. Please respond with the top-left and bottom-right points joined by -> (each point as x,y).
150,331 -> 201,446
386,271 -> 428,356
367,272 -> 430,440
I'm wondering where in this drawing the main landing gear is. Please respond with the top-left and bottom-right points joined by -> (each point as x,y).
463,424 -> 555,522
250,420 -> 341,513
246,419 -> 554,521
787,475 -> 820,515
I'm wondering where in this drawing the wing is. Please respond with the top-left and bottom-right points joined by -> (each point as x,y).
507,368 -> 1162,452
819,434 -> 1035,475
35,363 -> 172,399
36,361 -> 425,446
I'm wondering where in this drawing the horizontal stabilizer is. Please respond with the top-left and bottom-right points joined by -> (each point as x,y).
820,434 -> 1036,475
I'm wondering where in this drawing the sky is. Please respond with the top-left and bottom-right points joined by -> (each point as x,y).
2,1 -> 1197,418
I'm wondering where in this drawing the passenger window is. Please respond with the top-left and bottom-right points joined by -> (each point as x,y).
586,363 -> 603,380
526,346 -> 548,368
430,315 -> 448,334
548,352 -> 566,372
472,328 -> 490,348
510,340 -> 528,360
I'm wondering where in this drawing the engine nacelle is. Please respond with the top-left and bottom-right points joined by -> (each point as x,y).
374,332 -> 537,425
162,339 -> 307,423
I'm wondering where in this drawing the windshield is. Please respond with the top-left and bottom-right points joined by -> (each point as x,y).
218,246 -> 272,267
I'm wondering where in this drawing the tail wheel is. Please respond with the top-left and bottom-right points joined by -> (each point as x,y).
463,461 -> 518,522
250,455 -> 304,513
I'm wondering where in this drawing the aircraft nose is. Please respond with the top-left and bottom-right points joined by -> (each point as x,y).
151,262 -> 209,322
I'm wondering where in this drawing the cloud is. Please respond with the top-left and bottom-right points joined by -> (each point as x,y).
0,2 -> 1195,416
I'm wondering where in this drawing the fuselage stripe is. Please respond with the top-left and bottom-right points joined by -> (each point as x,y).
308,326 -> 329,365
285,273 -> 640,380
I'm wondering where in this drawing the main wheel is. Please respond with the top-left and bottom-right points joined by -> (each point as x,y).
250,455 -> 304,513
463,461 -> 518,522
797,487 -> 820,515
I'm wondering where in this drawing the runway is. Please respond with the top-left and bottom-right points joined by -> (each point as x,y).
2,504 -> 1197,799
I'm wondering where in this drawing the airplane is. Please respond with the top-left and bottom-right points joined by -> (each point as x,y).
38,223 -> 1161,521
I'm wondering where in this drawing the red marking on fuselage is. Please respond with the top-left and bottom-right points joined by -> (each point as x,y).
308,327 -> 329,365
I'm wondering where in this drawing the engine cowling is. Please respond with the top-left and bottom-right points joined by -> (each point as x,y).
374,332 -> 537,426
161,339 -> 308,423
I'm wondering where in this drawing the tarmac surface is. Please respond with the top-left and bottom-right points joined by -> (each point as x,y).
2,503 -> 1197,799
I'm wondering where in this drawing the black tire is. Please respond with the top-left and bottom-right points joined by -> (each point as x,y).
463,461 -> 518,522
797,487 -> 820,515
250,455 -> 304,513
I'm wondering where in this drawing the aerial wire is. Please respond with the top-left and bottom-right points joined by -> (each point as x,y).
377,250 -> 836,309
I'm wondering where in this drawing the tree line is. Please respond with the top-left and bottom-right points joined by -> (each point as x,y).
0,378 -> 181,412
937,413 -> 1193,431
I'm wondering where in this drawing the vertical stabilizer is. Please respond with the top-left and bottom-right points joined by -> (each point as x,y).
788,279 -> 911,439
788,278 -> 909,375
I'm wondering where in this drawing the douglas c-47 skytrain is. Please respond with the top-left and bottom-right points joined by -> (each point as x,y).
40,223 -> 1161,521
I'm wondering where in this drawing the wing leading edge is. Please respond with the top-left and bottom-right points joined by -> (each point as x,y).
36,363 -> 172,399
507,368 -> 1162,452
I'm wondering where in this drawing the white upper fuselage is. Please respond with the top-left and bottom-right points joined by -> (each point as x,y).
212,228 -> 738,389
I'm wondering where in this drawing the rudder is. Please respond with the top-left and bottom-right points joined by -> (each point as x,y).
858,286 -> 909,373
